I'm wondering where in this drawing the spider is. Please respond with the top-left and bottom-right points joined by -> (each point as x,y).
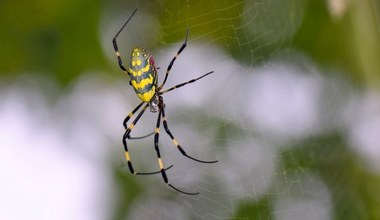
112,9 -> 218,195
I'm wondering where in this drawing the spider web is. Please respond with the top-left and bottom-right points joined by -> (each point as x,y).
100,0 -> 380,219
98,1 -> 380,220
1,0 -> 379,220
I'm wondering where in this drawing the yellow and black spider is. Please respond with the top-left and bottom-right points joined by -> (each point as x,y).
112,9 -> 218,195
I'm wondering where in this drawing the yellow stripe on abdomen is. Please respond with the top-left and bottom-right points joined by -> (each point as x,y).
137,89 -> 155,102
131,74 -> 154,90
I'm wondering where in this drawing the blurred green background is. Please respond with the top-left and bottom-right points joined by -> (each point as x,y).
1,0 -> 379,219
1,0 -> 379,86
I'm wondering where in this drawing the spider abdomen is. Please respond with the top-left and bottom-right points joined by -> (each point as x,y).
128,47 -> 158,102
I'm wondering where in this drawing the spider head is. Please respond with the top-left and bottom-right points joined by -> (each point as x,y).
149,94 -> 159,113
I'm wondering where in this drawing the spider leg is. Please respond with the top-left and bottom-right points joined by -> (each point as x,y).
112,8 -> 137,73
153,109 -> 199,195
158,71 -> 214,95
123,103 -> 173,175
123,101 -> 144,129
123,101 -> 155,140
127,132 -> 155,140
160,98 -> 218,164
157,29 -> 189,91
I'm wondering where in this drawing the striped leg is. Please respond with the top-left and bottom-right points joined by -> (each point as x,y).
158,71 -> 214,95
123,101 -> 144,129
123,101 -> 154,140
157,29 -> 189,91
160,99 -> 218,164
112,9 -> 137,73
154,109 -> 198,195
123,103 -> 173,175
